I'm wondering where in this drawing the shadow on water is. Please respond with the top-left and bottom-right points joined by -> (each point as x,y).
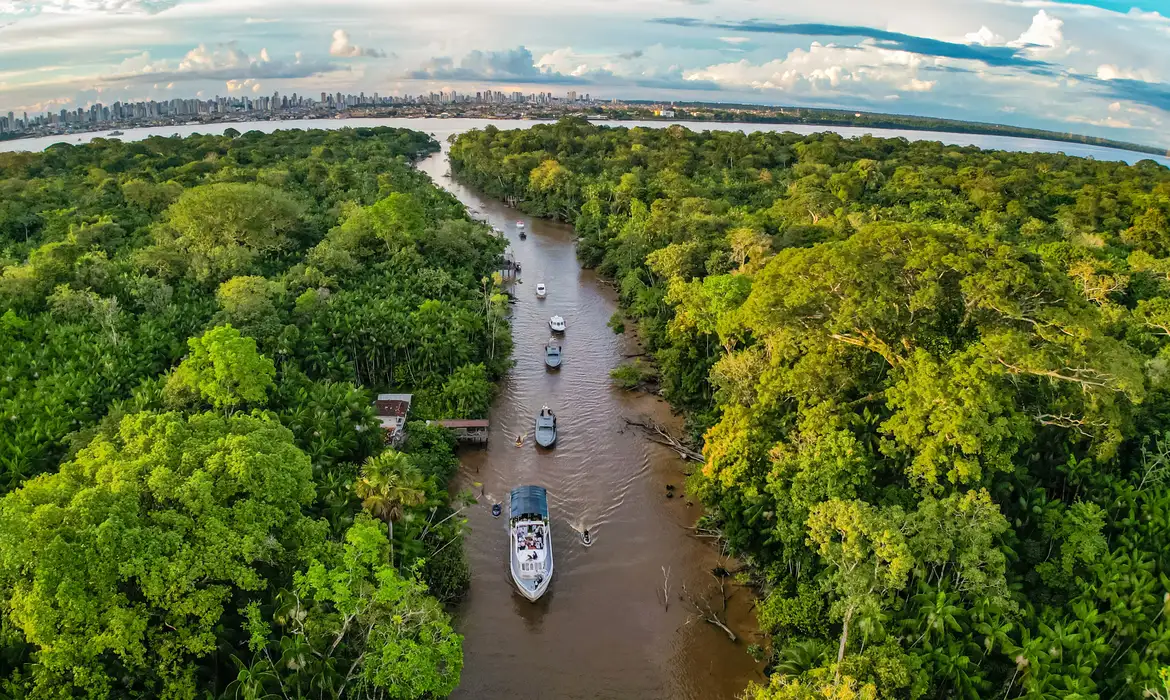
414,144 -> 764,699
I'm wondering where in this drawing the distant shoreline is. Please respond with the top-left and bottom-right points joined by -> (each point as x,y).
2,105 -> 1167,163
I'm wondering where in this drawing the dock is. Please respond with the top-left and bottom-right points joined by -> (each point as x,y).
428,418 -> 490,444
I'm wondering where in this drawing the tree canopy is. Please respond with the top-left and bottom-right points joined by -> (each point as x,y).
451,119 -> 1170,699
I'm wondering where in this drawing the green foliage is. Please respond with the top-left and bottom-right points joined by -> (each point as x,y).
453,121 -> 1170,699
0,128 -> 500,698
0,410 -> 322,697
609,358 -> 657,389
166,324 -> 276,411
440,362 -> 493,418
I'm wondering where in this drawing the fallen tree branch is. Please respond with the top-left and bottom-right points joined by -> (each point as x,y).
623,415 -> 704,463
681,582 -> 737,642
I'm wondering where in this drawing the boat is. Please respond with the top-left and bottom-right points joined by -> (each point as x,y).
535,405 -> 557,448
545,338 -> 562,369
519,230 -> 527,240
516,220 -> 525,229
492,503 -> 502,518
509,485 -> 553,601
582,529 -> 593,547
536,283 -> 547,298
549,315 -> 566,333
108,130 -> 124,136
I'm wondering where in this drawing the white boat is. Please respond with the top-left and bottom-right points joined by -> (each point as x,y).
535,405 -> 557,448
545,338 -> 562,369
509,485 -> 553,601
549,315 -> 566,333
516,220 -> 525,229
536,283 -> 547,298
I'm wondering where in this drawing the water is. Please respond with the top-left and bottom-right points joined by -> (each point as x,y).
8,116 -> 1165,697
415,147 -> 763,699
2,117 -> 1168,166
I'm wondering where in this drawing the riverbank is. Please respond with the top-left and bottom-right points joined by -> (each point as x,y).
4,116 -> 1169,167
415,144 -> 764,699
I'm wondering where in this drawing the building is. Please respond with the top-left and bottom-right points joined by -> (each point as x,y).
373,393 -> 413,445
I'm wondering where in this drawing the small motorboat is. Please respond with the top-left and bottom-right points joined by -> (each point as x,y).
519,230 -> 527,240
492,503 -> 502,518
516,220 -> 525,229
509,485 -> 553,601
545,338 -> 562,369
549,315 -> 566,333
582,529 -> 593,547
536,283 -> 547,298
535,406 -> 557,448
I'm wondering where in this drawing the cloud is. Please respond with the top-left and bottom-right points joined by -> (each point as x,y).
225,78 -> 262,93
244,17 -> 279,24
1010,9 -> 1063,47
1,0 -> 178,16
719,36 -> 751,45
102,41 -> 343,84
407,46 -> 580,83
1097,64 -> 1158,82
329,29 -> 386,58
964,27 -> 1004,46
652,18 -> 1056,70
683,40 -> 936,97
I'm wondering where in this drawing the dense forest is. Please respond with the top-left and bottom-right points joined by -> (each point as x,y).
450,119 -> 1170,699
0,127 -> 511,698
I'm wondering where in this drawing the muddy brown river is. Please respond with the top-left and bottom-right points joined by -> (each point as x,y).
415,145 -> 762,699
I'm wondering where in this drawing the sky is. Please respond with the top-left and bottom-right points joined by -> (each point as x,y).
0,0 -> 1168,147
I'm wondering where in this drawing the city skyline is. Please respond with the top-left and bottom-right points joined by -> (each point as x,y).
0,0 -> 1167,146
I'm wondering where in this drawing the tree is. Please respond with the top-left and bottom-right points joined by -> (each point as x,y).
0,411 -> 321,698
162,182 -> 303,280
166,324 -> 275,411
290,515 -> 463,699
440,363 -> 493,418
355,451 -> 427,568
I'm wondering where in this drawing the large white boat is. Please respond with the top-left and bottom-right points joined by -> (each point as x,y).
549,315 -> 566,333
509,485 -> 553,601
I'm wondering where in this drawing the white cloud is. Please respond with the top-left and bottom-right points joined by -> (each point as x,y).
1108,101 -> 1121,112
684,40 -> 930,95
100,41 -> 342,84
225,78 -> 262,93
1011,9 -> 1063,48
244,17 -> 280,24
718,36 -> 750,45
964,26 -> 1003,46
329,29 -> 385,58
1096,64 -> 1158,83
901,78 -> 935,92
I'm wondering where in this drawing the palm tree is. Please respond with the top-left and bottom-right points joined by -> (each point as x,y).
355,450 -> 426,568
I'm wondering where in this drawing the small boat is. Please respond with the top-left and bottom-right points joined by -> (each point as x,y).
545,338 -> 562,369
516,221 -> 525,229
509,485 -> 553,601
519,230 -> 527,240
549,315 -> 566,333
535,405 -> 557,448
535,283 -> 546,298
492,503 -> 502,518
582,529 -> 593,547
108,130 -> 124,136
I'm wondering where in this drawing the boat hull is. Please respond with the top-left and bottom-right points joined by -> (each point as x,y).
509,486 -> 552,602
545,356 -> 562,369
549,323 -> 565,333
535,428 -> 557,447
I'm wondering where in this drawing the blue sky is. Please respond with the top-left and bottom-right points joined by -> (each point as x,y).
0,0 -> 1167,147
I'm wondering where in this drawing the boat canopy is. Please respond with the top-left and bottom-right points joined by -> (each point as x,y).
510,485 -> 548,519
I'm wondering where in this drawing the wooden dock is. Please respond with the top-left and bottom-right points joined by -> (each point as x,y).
429,418 -> 490,444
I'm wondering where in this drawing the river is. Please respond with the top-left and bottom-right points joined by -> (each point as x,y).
2,117 -> 1168,166
415,144 -> 763,699
6,117 -> 1165,697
